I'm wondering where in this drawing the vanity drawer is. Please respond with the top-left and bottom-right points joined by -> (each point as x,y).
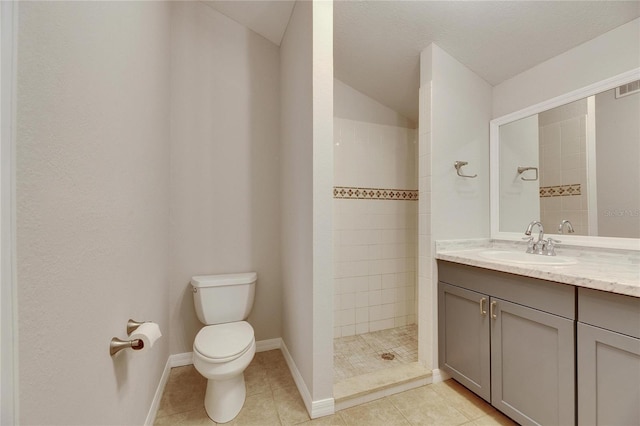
438,261 -> 576,320
578,288 -> 640,338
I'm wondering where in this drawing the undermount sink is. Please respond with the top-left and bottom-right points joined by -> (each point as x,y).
478,250 -> 577,266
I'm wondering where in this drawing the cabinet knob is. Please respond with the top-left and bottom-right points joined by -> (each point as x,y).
490,301 -> 498,319
480,297 -> 487,316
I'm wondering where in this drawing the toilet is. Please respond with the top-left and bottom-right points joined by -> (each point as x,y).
191,272 -> 257,423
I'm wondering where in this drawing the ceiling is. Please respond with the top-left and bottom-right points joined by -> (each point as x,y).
205,1 -> 640,122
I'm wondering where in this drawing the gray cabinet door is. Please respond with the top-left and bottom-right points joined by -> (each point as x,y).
438,283 -> 490,401
491,298 -> 575,426
578,322 -> 640,426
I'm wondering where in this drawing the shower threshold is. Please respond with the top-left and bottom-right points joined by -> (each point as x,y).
334,362 -> 431,410
333,324 -> 430,410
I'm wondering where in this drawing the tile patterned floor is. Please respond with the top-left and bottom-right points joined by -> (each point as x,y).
334,325 -> 418,382
154,349 -> 516,426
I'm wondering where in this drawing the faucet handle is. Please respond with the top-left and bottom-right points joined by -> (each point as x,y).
545,238 -> 561,256
522,236 -> 535,253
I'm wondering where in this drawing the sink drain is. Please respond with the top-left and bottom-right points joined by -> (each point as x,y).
381,352 -> 395,361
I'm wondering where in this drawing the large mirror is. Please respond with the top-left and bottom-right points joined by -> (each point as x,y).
491,70 -> 640,244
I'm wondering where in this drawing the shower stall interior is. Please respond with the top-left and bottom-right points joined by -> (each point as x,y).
333,116 -> 419,390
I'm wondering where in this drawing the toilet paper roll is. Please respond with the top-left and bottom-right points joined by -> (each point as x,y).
130,322 -> 162,350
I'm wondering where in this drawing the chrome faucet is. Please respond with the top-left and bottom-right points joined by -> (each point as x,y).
525,220 -> 544,240
558,220 -> 575,234
524,221 -> 547,255
524,221 -> 561,256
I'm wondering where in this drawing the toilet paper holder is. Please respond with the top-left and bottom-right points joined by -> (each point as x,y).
109,319 -> 148,356
110,337 -> 144,356
126,319 -> 146,335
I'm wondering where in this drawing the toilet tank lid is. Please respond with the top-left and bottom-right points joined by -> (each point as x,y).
191,272 -> 257,288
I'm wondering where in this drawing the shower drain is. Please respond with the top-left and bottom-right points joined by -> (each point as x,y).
381,352 -> 395,361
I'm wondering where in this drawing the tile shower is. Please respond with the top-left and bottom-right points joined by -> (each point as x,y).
538,99 -> 588,235
333,117 -> 418,381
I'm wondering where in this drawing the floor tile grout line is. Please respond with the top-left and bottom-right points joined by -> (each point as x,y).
155,352 -> 514,426
390,399 -> 414,426
387,383 -> 479,426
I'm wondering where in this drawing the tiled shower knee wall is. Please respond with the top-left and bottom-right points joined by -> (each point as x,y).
333,118 -> 418,338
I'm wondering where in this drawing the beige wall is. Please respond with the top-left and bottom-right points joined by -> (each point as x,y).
168,1 -> 282,355
310,0 -> 334,402
280,0 -> 315,394
16,2 -> 171,424
280,0 -> 334,409
419,43 -> 493,369
493,18 -> 640,118
334,79 -> 416,129
430,44 -> 492,241
15,0 -> 338,422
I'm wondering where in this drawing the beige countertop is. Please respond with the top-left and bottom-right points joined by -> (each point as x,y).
435,239 -> 640,298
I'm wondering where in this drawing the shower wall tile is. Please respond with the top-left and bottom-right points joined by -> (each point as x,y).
341,325 -> 355,337
333,117 -> 418,338
539,111 -> 588,235
334,118 -> 417,189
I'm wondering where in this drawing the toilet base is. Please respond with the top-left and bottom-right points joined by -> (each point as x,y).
203,374 -> 246,423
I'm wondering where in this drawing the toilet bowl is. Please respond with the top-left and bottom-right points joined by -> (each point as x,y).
191,273 -> 257,423
193,321 -> 256,423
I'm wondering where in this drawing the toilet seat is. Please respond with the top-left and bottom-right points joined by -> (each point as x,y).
194,321 -> 254,363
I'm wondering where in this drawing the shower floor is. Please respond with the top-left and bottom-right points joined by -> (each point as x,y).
334,324 -> 418,383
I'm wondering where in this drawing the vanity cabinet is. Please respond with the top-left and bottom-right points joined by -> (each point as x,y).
577,288 -> 640,426
438,261 -> 576,426
438,283 -> 490,400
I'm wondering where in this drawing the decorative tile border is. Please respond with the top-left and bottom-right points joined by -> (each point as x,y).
333,186 -> 419,201
539,184 -> 581,198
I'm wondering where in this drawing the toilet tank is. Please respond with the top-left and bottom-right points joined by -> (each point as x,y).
191,272 -> 256,325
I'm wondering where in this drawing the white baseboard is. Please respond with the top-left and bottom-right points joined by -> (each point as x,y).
169,352 -> 193,367
147,339 -> 337,423
169,338 -> 283,366
431,368 -> 451,383
309,397 -> 335,419
279,342 -> 313,414
280,341 -> 335,419
144,356 -> 173,426
146,338 -> 293,424
256,337 -> 282,352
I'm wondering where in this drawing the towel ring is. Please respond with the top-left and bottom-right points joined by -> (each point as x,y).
517,166 -> 538,181
454,161 -> 477,178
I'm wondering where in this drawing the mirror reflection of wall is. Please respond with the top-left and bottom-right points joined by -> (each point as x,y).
499,116 -> 540,232
498,81 -> 640,239
595,87 -> 640,238
538,98 -> 588,235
